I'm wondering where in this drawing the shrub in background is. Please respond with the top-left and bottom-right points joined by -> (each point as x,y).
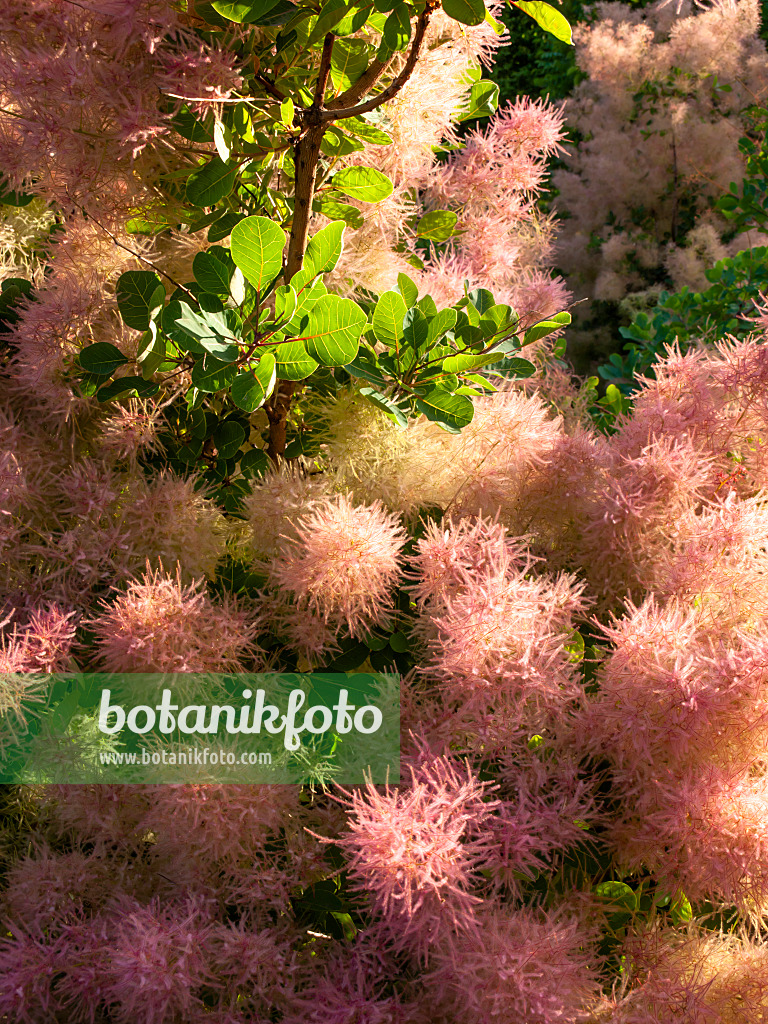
552,0 -> 768,372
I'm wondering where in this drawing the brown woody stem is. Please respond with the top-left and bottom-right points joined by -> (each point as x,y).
266,14 -> 432,460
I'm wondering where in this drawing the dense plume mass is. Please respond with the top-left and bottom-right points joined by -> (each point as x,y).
1,0 -> 768,1021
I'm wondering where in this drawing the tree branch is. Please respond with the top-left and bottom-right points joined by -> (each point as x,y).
326,57 -> 392,110
321,6 -> 435,123
255,73 -> 287,102
314,33 -> 335,107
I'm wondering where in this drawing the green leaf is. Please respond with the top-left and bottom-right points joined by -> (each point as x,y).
416,209 -> 458,242
214,421 -> 246,459
313,196 -> 364,230
396,272 -> 419,308
162,299 -> 204,354
417,294 -> 438,318
170,105 -> 214,143
403,307 -> 428,350
344,117 -> 393,146
484,7 -> 506,32
329,38 -> 369,92
284,275 -> 327,334
522,311 -> 571,346
190,355 -> 238,393
240,448 -> 270,477
96,375 -> 160,402
193,248 -> 234,294
512,0 -> 573,44
443,0 -> 485,26
208,210 -> 244,243
414,389 -> 474,432
116,271 -> 165,331
306,221 -> 345,275
480,303 -> 519,337
359,387 -> 408,429
426,307 -> 458,345
331,166 -> 394,203
137,327 -> 167,379
595,881 -> 637,911
372,291 -> 407,347
301,294 -> 367,365
442,350 -> 498,373
274,284 -> 298,324
670,892 -> 693,924
345,352 -> 387,388
389,630 -> 409,652
255,0 -> 296,25
230,216 -> 286,292
79,343 -> 129,377
231,352 -> 277,411
280,96 -> 295,127
502,356 -> 536,377
173,304 -> 241,362
458,80 -> 500,122
185,157 -> 237,207
383,3 -> 411,51
211,0 -> 281,22
334,3 -> 370,33
273,340 -> 319,380
307,0 -> 352,46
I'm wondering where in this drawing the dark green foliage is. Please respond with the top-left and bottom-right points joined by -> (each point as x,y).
598,246 -> 768,395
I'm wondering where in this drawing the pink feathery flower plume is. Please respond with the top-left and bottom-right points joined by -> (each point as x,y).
424,904 -> 603,1024
408,515 -> 534,612
332,755 -> 500,960
89,563 -> 259,673
271,494 -> 407,639
424,560 -> 588,729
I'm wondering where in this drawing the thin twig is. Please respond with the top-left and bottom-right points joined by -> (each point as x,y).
69,199 -> 198,304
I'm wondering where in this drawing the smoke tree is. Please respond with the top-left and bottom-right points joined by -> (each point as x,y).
6,1 -> 768,1023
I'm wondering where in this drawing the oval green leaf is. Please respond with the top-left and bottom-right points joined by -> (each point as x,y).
372,291 -> 407,347
522,311 -> 571,346
193,249 -> 234,294
190,355 -> 238,393
414,389 -> 474,432
442,350 -> 499,373
595,881 -> 637,911
513,0 -> 573,44
211,0 -> 281,22
443,0 -> 485,25
301,294 -> 367,365
305,221 -> 345,275
116,271 -> 165,331
213,421 -> 246,459
230,216 -> 286,293
273,340 -> 319,380
331,166 -> 394,203
313,196 -> 364,229
230,352 -> 277,411
416,210 -> 458,242
79,342 -> 130,377
186,157 -> 238,208
96,375 -> 160,402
